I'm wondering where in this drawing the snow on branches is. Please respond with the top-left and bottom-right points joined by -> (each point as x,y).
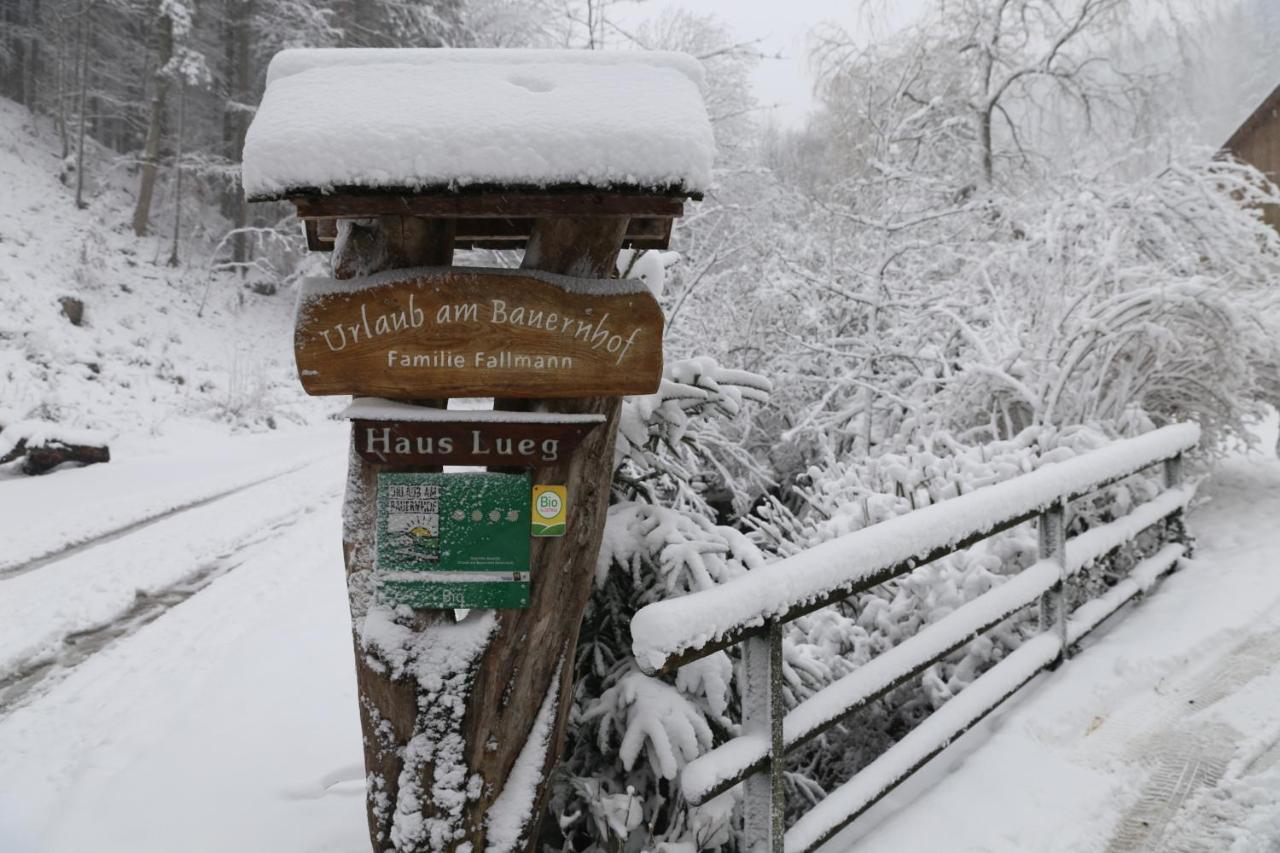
745,4 -> 1280,463
547,356 -> 770,852
616,356 -> 773,517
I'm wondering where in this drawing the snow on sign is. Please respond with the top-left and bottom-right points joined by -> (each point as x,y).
242,48 -> 713,199
294,267 -> 664,399
375,471 -> 532,609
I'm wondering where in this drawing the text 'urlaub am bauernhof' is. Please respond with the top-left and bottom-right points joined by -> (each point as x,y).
317,297 -> 645,366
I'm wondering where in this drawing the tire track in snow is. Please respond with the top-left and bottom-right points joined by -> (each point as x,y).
0,490 -> 339,715
0,457 -> 345,712
1105,723 -> 1235,853
1132,718 -> 1280,853
1245,736 -> 1280,776
1100,627 -> 1280,853
0,456 -> 326,580
0,500 -> 365,852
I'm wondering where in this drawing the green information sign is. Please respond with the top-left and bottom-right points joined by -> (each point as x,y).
375,471 -> 531,609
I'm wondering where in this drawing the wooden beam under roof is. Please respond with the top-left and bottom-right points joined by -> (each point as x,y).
288,190 -> 686,220
304,215 -> 673,252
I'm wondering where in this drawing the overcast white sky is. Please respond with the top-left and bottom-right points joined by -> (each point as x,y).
612,0 -> 930,127
610,0 -> 1275,135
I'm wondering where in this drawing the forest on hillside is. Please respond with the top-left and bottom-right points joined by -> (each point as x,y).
4,0 -> 1280,849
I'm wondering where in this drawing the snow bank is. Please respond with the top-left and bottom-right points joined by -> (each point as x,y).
0,426 -> 341,574
631,423 -> 1199,674
243,49 -> 715,198
263,48 -> 706,90
0,499 -> 368,853
0,97 -> 326,442
0,454 -> 346,681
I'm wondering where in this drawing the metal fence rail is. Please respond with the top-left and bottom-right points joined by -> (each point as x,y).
630,424 -> 1199,852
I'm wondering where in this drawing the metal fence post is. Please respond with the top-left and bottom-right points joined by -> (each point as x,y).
1164,452 -> 1183,488
1038,500 -> 1068,666
1163,451 -> 1190,557
742,622 -> 785,852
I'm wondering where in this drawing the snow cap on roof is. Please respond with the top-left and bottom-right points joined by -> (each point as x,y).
242,48 -> 715,200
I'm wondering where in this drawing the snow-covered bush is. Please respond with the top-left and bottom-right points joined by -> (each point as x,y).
751,145 -> 1280,470
916,159 -> 1280,451
547,357 -> 772,852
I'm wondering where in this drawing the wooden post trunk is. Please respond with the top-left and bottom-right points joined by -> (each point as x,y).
341,215 -> 629,852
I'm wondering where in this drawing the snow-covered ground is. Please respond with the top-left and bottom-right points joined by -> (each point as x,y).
0,426 -> 346,687
0,93 -> 379,851
0,97 -> 332,441
3,417 -> 1278,853
0,425 -> 343,574
831,413 -> 1280,853
0,431 -> 365,853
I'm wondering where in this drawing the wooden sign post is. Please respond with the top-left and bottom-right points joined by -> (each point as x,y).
327,216 -> 642,853
243,46 -> 712,853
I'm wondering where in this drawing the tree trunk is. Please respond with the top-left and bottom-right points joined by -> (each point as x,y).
979,106 -> 994,185
131,9 -> 172,237
25,0 -> 41,115
2,0 -> 21,104
55,21 -> 68,161
168,78 -> 185,266
332,216 -> 457,280
224,0 -> 253,267
73,0 -> 89,210
340,215 -> 457,853
20,440 -> 110,475
341,215 -> 629,853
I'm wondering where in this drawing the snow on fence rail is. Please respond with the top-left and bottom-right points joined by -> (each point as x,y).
629,423 -> 1199,853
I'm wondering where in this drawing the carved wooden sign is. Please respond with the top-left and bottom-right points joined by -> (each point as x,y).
355,419 -> 602,467
345,399 -> 605,467
295,267 -> 664,399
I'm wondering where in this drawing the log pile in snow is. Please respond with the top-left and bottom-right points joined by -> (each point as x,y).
0,420 -> 111,475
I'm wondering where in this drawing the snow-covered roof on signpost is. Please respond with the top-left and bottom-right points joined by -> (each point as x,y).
241,48 -> 715,201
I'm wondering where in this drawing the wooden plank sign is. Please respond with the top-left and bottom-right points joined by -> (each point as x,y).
344,399 -> 605,468
295,267 -> 664,399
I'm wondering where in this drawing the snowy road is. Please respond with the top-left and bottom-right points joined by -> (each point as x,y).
833,417 -> 1280,853
0,426 -> 369,852
0,426 -> 349,698
0,426 -> 344,575
3,423 -> 1280,853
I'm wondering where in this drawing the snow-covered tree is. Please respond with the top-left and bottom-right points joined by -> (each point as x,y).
729,0 -> 1280,471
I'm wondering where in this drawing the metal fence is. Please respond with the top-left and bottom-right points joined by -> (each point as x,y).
630,424 -> 1200,852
